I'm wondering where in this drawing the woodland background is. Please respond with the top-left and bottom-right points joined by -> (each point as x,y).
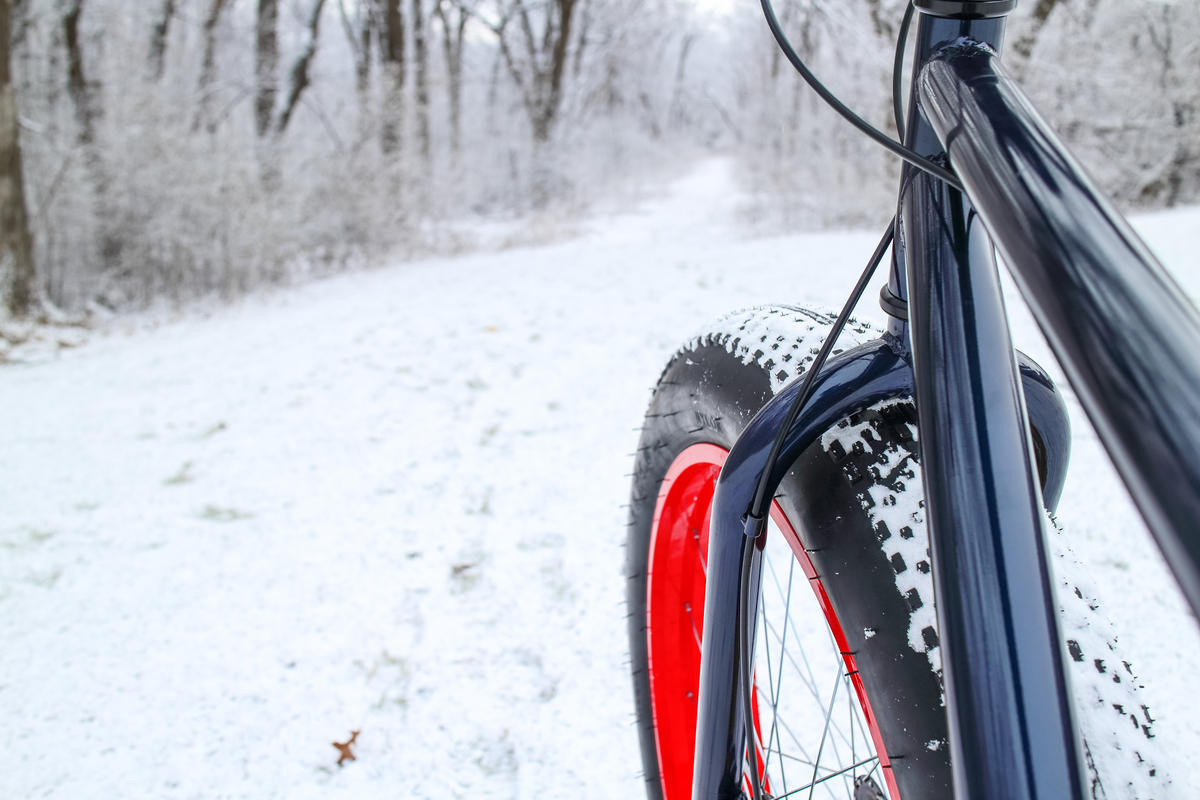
0,0 -> 1197,318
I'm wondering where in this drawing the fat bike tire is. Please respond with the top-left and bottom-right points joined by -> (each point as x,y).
625,307 -> 951,800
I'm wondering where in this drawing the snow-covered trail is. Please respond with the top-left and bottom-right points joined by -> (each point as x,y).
2,159 -> 1199,798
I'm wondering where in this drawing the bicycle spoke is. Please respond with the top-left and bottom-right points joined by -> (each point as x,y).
806,663 -> 843,800
773,712 -> 818,768
762,745 -> 875,777
847,674 -> 876,766
759,573 -> 781,789
635,335 -> 944,800
763,612 -> 818,699
763,614 -> 861,764
762,552 -> 795,792
781,577 -> 825,707
769,756 -> 881,800
744,513 -> 886,799
765,555 -> 823,704
756,533 -> 882,799
685,602 -> 702,652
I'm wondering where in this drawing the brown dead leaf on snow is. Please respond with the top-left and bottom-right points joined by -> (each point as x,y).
333,730 -> 360,765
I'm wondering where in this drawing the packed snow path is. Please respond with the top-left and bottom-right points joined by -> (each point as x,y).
3,160 -> 1199,798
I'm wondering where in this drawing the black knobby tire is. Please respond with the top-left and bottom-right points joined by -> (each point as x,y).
625,307 -> 951,800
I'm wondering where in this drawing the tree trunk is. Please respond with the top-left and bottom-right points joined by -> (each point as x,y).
667,32 -> 693,130
276,0 -> 327,134
147,0 -> 175,81
1009,0 -> 1063,80
0,0 -> 35,317
62,0 -> 96,145
380,0 -> 405,156
337,0 -> 373,96
539,0 -> 576,141
862,0 -> 894,39
62,0 -> 120,274
571,0 -> 588,77
493,0 -> 579,143
337,0 -> 375,147
358,13 -> 372,95
255,0 -> 278,138
434,0 -> 467,156
1140,3 -> 1198,208
412,0 -> 430,160
193,0 -> 228,131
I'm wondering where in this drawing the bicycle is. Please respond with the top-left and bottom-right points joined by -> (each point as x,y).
625,1 -> 1200,798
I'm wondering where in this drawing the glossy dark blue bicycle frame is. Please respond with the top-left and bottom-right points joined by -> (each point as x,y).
692,3 -> 1200,799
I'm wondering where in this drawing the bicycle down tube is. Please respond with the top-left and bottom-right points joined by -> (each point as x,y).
683,0 -> 1200,797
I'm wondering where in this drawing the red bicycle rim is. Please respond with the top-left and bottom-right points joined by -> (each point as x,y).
646,443 -> 900,800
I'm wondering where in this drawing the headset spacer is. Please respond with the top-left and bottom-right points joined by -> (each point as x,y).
879,284 -> 909,321
913,0 -> 1017,18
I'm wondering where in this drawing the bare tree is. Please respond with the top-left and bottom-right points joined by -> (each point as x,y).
59,0 -> 125,273
147,0 -> 175,81
1008,0 -> 1064,79
379,0 -> 405,155
61,0 -> 96,145
1139,2 -> 1199,207
412,0 -> 430,160
0,0 -> 1187,316
277,0 -> 328,133
862,0 -> 894,39
433,0 -> 470,155
255,0 -> 279,137
194,0 -> 229,131
338,0 -> 374,97
667,31 -> 694,131
0,0 -> 35,316
488,0 -> 580,142
570,0 -> 588,77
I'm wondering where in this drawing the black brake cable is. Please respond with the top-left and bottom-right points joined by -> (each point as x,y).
746,220 -> 895,527
759,0 -> 962,192
738,5 -> 924,794
748,2 -> 929,529
739,219 -> 895,800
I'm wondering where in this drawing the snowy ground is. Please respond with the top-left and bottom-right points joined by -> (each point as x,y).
3,159 -> 1199,798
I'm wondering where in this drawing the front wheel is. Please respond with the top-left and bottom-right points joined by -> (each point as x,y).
626,307 -> 950,800
626,305 -> 1168,800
